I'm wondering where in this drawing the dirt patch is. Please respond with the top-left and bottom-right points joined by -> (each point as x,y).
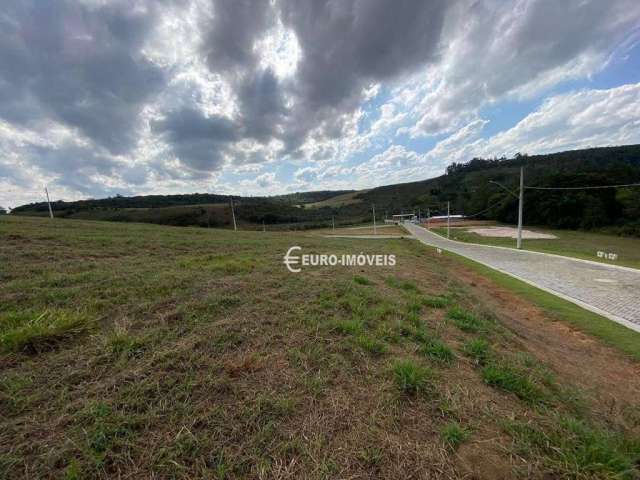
450,261 -> 640,409
467,227 -> 557,239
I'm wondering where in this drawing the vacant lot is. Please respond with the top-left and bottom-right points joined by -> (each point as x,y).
1,216 -> 639,479
433,226 -> 640,270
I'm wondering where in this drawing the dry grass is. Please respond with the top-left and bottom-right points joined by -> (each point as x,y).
1,215 -> 639,479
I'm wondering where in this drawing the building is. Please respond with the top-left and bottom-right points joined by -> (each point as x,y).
389,213 -> 417,224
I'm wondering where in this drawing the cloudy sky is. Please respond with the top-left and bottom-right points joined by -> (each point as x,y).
1,0 -> 640,208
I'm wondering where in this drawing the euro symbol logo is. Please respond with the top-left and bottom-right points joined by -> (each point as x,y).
283,246 -> 302,273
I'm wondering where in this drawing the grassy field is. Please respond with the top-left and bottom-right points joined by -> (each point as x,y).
304,190 -> 366,208
432,226 -> 640,270
315,225 -> 409,236
1,216 -> 640,479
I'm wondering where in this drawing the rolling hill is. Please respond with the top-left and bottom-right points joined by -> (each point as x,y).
11,144 -> 640,235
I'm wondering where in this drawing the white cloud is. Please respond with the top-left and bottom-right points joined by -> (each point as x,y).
401,0 -> 640,137
2,0 -> 640,208
427,82 -> 640,163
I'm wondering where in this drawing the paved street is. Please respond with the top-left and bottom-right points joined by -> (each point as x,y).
404,223 -> 640,332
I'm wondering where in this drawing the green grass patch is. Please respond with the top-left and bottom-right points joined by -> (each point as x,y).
331,318 -> 364,336
386,276 -> 420,293
448,253 -> 640,360
422,338 -> 455,364
353,275 -> 374,286
107,329 -> 146,358
461,338 -> 491,365
0,309 -> 91,353
447,307 -> 485,333
392,358 -> 433,395
355,334 -> 387,356
422,295 -> 451,309
505,415 -> 640,478
482,363 -> 544,404
78,402 -> 135,467
440,421 -> 471,449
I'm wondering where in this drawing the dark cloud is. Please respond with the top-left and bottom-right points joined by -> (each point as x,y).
200,0 -> 449,154
203,0 -> 274,74
279,0 -> 446,108
152,107 -> 238,172
0,0 -> 166,154
1,0 -> 638,206
238,68 -> 287,141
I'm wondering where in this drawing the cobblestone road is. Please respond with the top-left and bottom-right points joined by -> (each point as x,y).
404,223 -> 640,331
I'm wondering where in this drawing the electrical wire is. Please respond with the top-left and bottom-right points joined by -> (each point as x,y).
462,199 -> 508,218
524,182 -> 640,190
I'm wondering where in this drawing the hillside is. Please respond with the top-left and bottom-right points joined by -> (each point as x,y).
2,216 -> 640,478
11,144 -> 640,235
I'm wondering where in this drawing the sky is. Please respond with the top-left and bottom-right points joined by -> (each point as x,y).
1,0 -> 640,209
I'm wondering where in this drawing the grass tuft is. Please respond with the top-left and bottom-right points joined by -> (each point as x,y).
422,338 -> 455,364
386,276 -> 420,293
355,335 -> 387,356
353,275 -> 374,286
107,329 -> 146,358
441,421 -> 471,449
462,338 -> 491,365
505,415 -> 640,478
0,309 -> 90,353
447,307 -> 485,333
422,295 -> 451,309
332,318 -> 364,335
392,359 -> 433,395
482,362 -> 544,404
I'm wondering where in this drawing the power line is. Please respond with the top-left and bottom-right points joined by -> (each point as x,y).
524,182 -> 640,190
463,198 -> 507,218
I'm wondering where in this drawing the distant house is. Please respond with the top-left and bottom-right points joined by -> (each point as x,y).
389,213 -> 417,224
428,215 -> 464,221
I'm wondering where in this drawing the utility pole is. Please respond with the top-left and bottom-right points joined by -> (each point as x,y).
45,186 -> 54,219
262,220 -> 265,232
230,196 -> 237,231
489,176 -> 522,248
427,208 -> 430,229
447,201 -> 451,239
418,208 -> 421,222
517,166 -> 524,249
332,216 -> 335,232
372,204 -> 377,234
